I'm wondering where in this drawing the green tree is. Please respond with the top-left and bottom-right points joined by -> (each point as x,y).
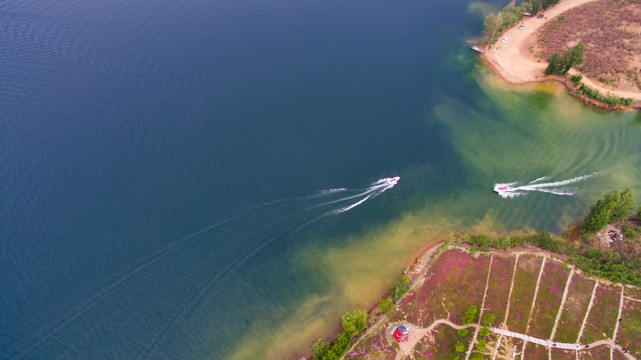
476,339 -> 487,350
312,339 -> 330,360
455,341 -> 466,353
342,309 -> 367,336
480,327 -> 490,337
482,314 -> 495,325
379,298 -> 394,314
561,42 -> 584,74
457,328 -> 469,336
470,354 -> 484,360
493,235 -> 512,249
545,52 -> 564,75
391,274 -> 410,302
463,305 -> 478,325
583,190 -> 619,232
611,188 -> 634,222
545,43 -> 585,75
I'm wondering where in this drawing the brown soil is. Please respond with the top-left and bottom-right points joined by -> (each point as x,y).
533,0 -> 641,93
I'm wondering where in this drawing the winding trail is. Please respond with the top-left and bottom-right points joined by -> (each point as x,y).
392,319 -> 637,360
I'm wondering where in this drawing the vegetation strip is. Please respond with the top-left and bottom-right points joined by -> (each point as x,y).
612,286 -> 625,360
465,255 -> 494,360
577,281 -> 599,343
550,268 -> 575,341
522,256 -> 547,354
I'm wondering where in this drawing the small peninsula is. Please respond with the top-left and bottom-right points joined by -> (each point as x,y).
482,0 -> 641,109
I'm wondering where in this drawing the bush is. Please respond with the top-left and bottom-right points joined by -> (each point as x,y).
583,189 -> 635,232
545,42 -> 585,75
379,298 -> 394,314
480,327 -> 490,337
463,305 -> 478,325
312,339 -> 330,360
342,309 -> 367,336
476,339 -> 487,350
493,235 -> 512,249
570,74 -> 583,85
578,84 -> 633,106
391,274 -> 410,302
624,230 -> 636,238
482,314 -> 495,326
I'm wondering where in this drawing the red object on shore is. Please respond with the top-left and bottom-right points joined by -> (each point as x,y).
393,325 -> 409,342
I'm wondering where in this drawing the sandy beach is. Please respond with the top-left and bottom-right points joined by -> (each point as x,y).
483,0 -> 641,102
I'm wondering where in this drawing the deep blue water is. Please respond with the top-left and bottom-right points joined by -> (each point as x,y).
2,0 -> 640,359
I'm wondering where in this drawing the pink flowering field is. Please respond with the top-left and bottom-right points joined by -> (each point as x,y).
523,342 -> 549,360
413,323 -> 473,359
580,282 -> 620,344
506,255 -> 543,333
553,274 -> 595,343
344,327 -> 397,360
393,249 -> 491,327
482,255 -> 515,326
617,297 -> 641,358
578,344 -> 610,359
551,347 -> 576,360
527,260 -> 570,339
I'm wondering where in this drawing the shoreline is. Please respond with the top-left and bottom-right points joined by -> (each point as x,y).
481,0 -> 641,109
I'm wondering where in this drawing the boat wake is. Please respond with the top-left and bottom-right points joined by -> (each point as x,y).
12,176 -> 400,360
494,173 -> 599,199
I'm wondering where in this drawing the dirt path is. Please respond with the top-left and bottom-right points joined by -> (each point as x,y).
612,286 -> 625,360
502,254 -> 520,327
393,319 -> 637,360
550,268 -> 575,341
577,280 -> 599,343
393,320 -> 475,360
483,0 -> 641,102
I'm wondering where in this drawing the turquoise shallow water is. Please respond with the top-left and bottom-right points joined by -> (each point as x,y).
1,0 -> 640,359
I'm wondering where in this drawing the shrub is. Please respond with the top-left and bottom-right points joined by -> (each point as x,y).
623,230 -> 636,238
482,314 -> 495,325
342,309 -> 367,336
391,274 -> 410,302
583,189 -> 635,232
493,235 -> 512,249
379,298 -> 394,314
476,339 -> 487,350
570,74 -> 583,85
463,305 -> 478,325
545,42 -> 585,75
312,339 -> 330,360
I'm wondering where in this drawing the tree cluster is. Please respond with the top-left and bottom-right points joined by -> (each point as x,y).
545,42 -> 585,75
312,309 -> 367,360
582,189 -> 634,232
483,3 -> 531,45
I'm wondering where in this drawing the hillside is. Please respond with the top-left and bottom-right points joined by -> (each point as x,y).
342,246 -> 640,360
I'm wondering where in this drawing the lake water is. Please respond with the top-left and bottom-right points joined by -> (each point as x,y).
1,0 -> 640,359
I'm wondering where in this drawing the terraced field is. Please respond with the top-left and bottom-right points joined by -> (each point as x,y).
344,246 -> 640,360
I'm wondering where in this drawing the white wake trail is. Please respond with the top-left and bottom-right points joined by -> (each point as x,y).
494,173 -> 599,199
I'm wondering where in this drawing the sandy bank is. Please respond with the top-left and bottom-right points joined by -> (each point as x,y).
483,0 -> 641,102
